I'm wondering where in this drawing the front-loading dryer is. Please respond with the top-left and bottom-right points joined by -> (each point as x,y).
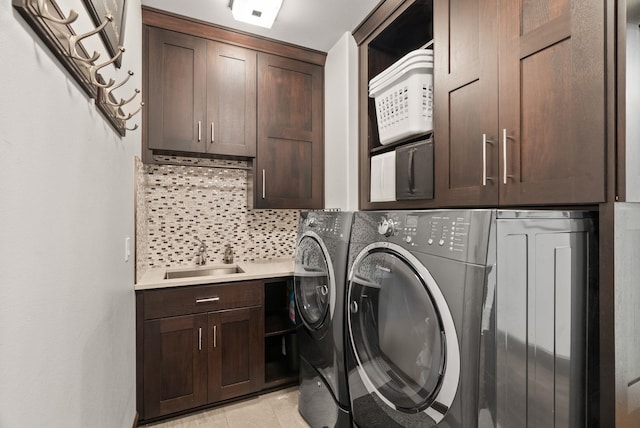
295,210 -> 354,428
345,210 -> 496,428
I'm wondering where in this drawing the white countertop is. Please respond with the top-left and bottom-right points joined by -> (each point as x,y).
135,258 -> 295,291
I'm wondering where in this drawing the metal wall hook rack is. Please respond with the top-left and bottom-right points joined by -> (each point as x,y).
68,14 -> 113,64
13,0 -> 138,136
34,0 -> 77,24
116,102 -> 143,121
89,45 -> 124,88
104,71 -> 135,107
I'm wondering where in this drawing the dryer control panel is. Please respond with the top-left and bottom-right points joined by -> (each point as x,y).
372,210 -> 494,265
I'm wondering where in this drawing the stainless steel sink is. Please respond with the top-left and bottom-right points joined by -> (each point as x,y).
164,265 -> 244,280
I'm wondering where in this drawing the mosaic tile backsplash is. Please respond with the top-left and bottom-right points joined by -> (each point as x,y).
136,156 -> 299,278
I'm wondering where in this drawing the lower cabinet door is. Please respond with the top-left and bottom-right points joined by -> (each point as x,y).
143,314 -> 208,418
208,307 -> 264,402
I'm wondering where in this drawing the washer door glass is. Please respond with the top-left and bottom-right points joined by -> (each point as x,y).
348,249 -> 445,412
294,236 -> 331,329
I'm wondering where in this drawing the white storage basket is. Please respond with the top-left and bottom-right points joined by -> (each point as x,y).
369,50 -> 434,145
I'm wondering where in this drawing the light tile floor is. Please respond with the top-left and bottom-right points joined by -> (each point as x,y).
141,387 -> 310,428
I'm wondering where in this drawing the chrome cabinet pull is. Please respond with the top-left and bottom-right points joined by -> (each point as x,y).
198,327 -> 202,351
198,121 -> 202,142
262,169 -> 266,199
213,325 -> 217,348
502,128 -> 508,184
483,134 -> 494,186
195,297 -> 220,304
211,122 -> 215,143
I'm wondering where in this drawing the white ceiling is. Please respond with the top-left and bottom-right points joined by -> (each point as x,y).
141,0 -> 381,52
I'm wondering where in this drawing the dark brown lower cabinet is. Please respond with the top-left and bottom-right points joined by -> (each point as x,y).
208,307 -> 263,402
138,281 -> 264,421
143,314 -> 208,418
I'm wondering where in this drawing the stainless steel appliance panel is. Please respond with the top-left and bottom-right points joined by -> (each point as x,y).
496,213 -> 594,428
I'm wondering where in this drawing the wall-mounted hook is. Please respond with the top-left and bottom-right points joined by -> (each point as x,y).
33,0 -> 78,25
116,101 -> 144,121
68,14 -> 113,64
125,124 -> 139,132
89,46 -> 125,89
104,71 -> 135,107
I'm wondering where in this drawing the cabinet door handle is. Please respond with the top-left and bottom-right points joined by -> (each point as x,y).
262,169 -> 266,199
213,325 -> 217,348
502,128 -> 509,185
195,297 -> 220,304
211,122 -> 215,143
482,134 -> 494,186
502,129 -> 507,184
198,121 -> 202,142
408,148 -> 416,194
198,327 -> 202,351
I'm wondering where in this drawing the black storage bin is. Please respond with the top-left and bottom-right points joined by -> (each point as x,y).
395,138 -> 434,200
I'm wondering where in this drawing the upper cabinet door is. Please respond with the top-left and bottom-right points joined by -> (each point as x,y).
255,53 -> 324,209
498,0 -> 606,205
147,28 -> 207,154
434,0 -> 499,207
206,43 -> 257,157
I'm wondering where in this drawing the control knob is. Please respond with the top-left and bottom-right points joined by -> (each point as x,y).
378,217 -> 396,237
305,217 -> 317,228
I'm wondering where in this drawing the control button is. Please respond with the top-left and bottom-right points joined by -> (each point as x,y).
427,238 -> 434,245
404,236 -> 412,243
438,239 -> 445,246
305,217 -> 317,227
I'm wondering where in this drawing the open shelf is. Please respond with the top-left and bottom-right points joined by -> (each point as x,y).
265,309 -> 296,337
264,360 -> 299,388
356,0 -> 440,210
263,278 -> 299,387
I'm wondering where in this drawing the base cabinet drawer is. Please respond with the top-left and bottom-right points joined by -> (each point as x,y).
142,281 -> 263,320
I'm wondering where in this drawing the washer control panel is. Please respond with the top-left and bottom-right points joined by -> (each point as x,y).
302,211 -> 352,242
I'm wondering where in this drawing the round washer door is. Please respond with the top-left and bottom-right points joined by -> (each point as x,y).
347,242 -> 460,422
294,233 -> 335,332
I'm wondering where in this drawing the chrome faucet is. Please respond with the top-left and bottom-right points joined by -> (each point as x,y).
223,244 -> 234,264
195,237 -> 207,265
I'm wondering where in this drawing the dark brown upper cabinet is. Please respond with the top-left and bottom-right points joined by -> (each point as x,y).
206,42 -> 257,158
433,0 -> 499,207
253,53 -> 324,209
146,27 -> 257,158
496,0 -> 605,206
358,0 -> 606,209
434,0 -> 605,207
147,27 -> 207,155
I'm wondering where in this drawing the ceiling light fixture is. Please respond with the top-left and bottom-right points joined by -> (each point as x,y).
230,0 -> 284,29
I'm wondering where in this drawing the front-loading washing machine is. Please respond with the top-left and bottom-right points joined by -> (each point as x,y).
345,210 -> 496,427
294,210 -> 354,428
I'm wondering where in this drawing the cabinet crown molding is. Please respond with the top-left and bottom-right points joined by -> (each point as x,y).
142,6 -> 326,66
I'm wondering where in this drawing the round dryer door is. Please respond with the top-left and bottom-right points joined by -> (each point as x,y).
347,243 -> 460,422
294,234 -> 335,331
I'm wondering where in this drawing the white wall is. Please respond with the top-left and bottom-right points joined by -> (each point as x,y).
324,32 -> 359,211
0,1 -> 141,426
